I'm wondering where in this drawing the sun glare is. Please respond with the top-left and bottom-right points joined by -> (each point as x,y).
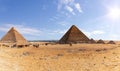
108,7 -> 120,20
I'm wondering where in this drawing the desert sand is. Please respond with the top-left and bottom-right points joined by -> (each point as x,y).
0,42 -> 120,71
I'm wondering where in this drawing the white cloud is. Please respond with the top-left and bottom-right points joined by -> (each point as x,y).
108,34 -> 119,40
60,0 -> 74,5
58,0 -> 82,15
92,30 -> 105,35
0,24 -> 42,36
53,30 -> 66,34
84,30 -> 105,37
74,3 -> 82,13
57,21 -> 69,26
84,31 -> 91,37
48,29 -> 67,35
49,0 -> 83,22
65,5 -> 75,15
48,13 -> 63,22
0,27 -> 8,32
19,28 -> 41,36
53,16 -> 59,20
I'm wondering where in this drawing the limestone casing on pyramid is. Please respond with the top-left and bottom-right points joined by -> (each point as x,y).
59,25 -> 90,44
1,27 -> 28,44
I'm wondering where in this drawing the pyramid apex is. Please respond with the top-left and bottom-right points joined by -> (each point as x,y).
11,27 -> 15,29
71,25 -> 78,29
71,25 -> 76,27
10,27 -> 16,31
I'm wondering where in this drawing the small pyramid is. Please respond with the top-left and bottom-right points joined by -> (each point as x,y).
1,27 -> 28,44
90,38 -> 96,43
97,39 -> 105,44
107,40 -> 115,44
59,25 -> 90,44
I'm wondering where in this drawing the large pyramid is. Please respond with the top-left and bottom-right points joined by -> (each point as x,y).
59,25 -> 90,44
1,27 -> 28,44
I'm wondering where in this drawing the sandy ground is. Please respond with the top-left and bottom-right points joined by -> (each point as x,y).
0,42 -> 120,71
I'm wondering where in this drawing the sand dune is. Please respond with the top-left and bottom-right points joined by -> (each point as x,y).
0,43 -> 120,71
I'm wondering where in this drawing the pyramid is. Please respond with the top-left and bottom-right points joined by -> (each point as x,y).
107,40 -> 115,44
97,39 -> 105,44
59,25 -> 90,44
1,27 -> 28,44
90,38 -> 96,43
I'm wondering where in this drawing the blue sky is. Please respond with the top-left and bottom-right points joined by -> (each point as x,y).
0,0 -> 120,40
